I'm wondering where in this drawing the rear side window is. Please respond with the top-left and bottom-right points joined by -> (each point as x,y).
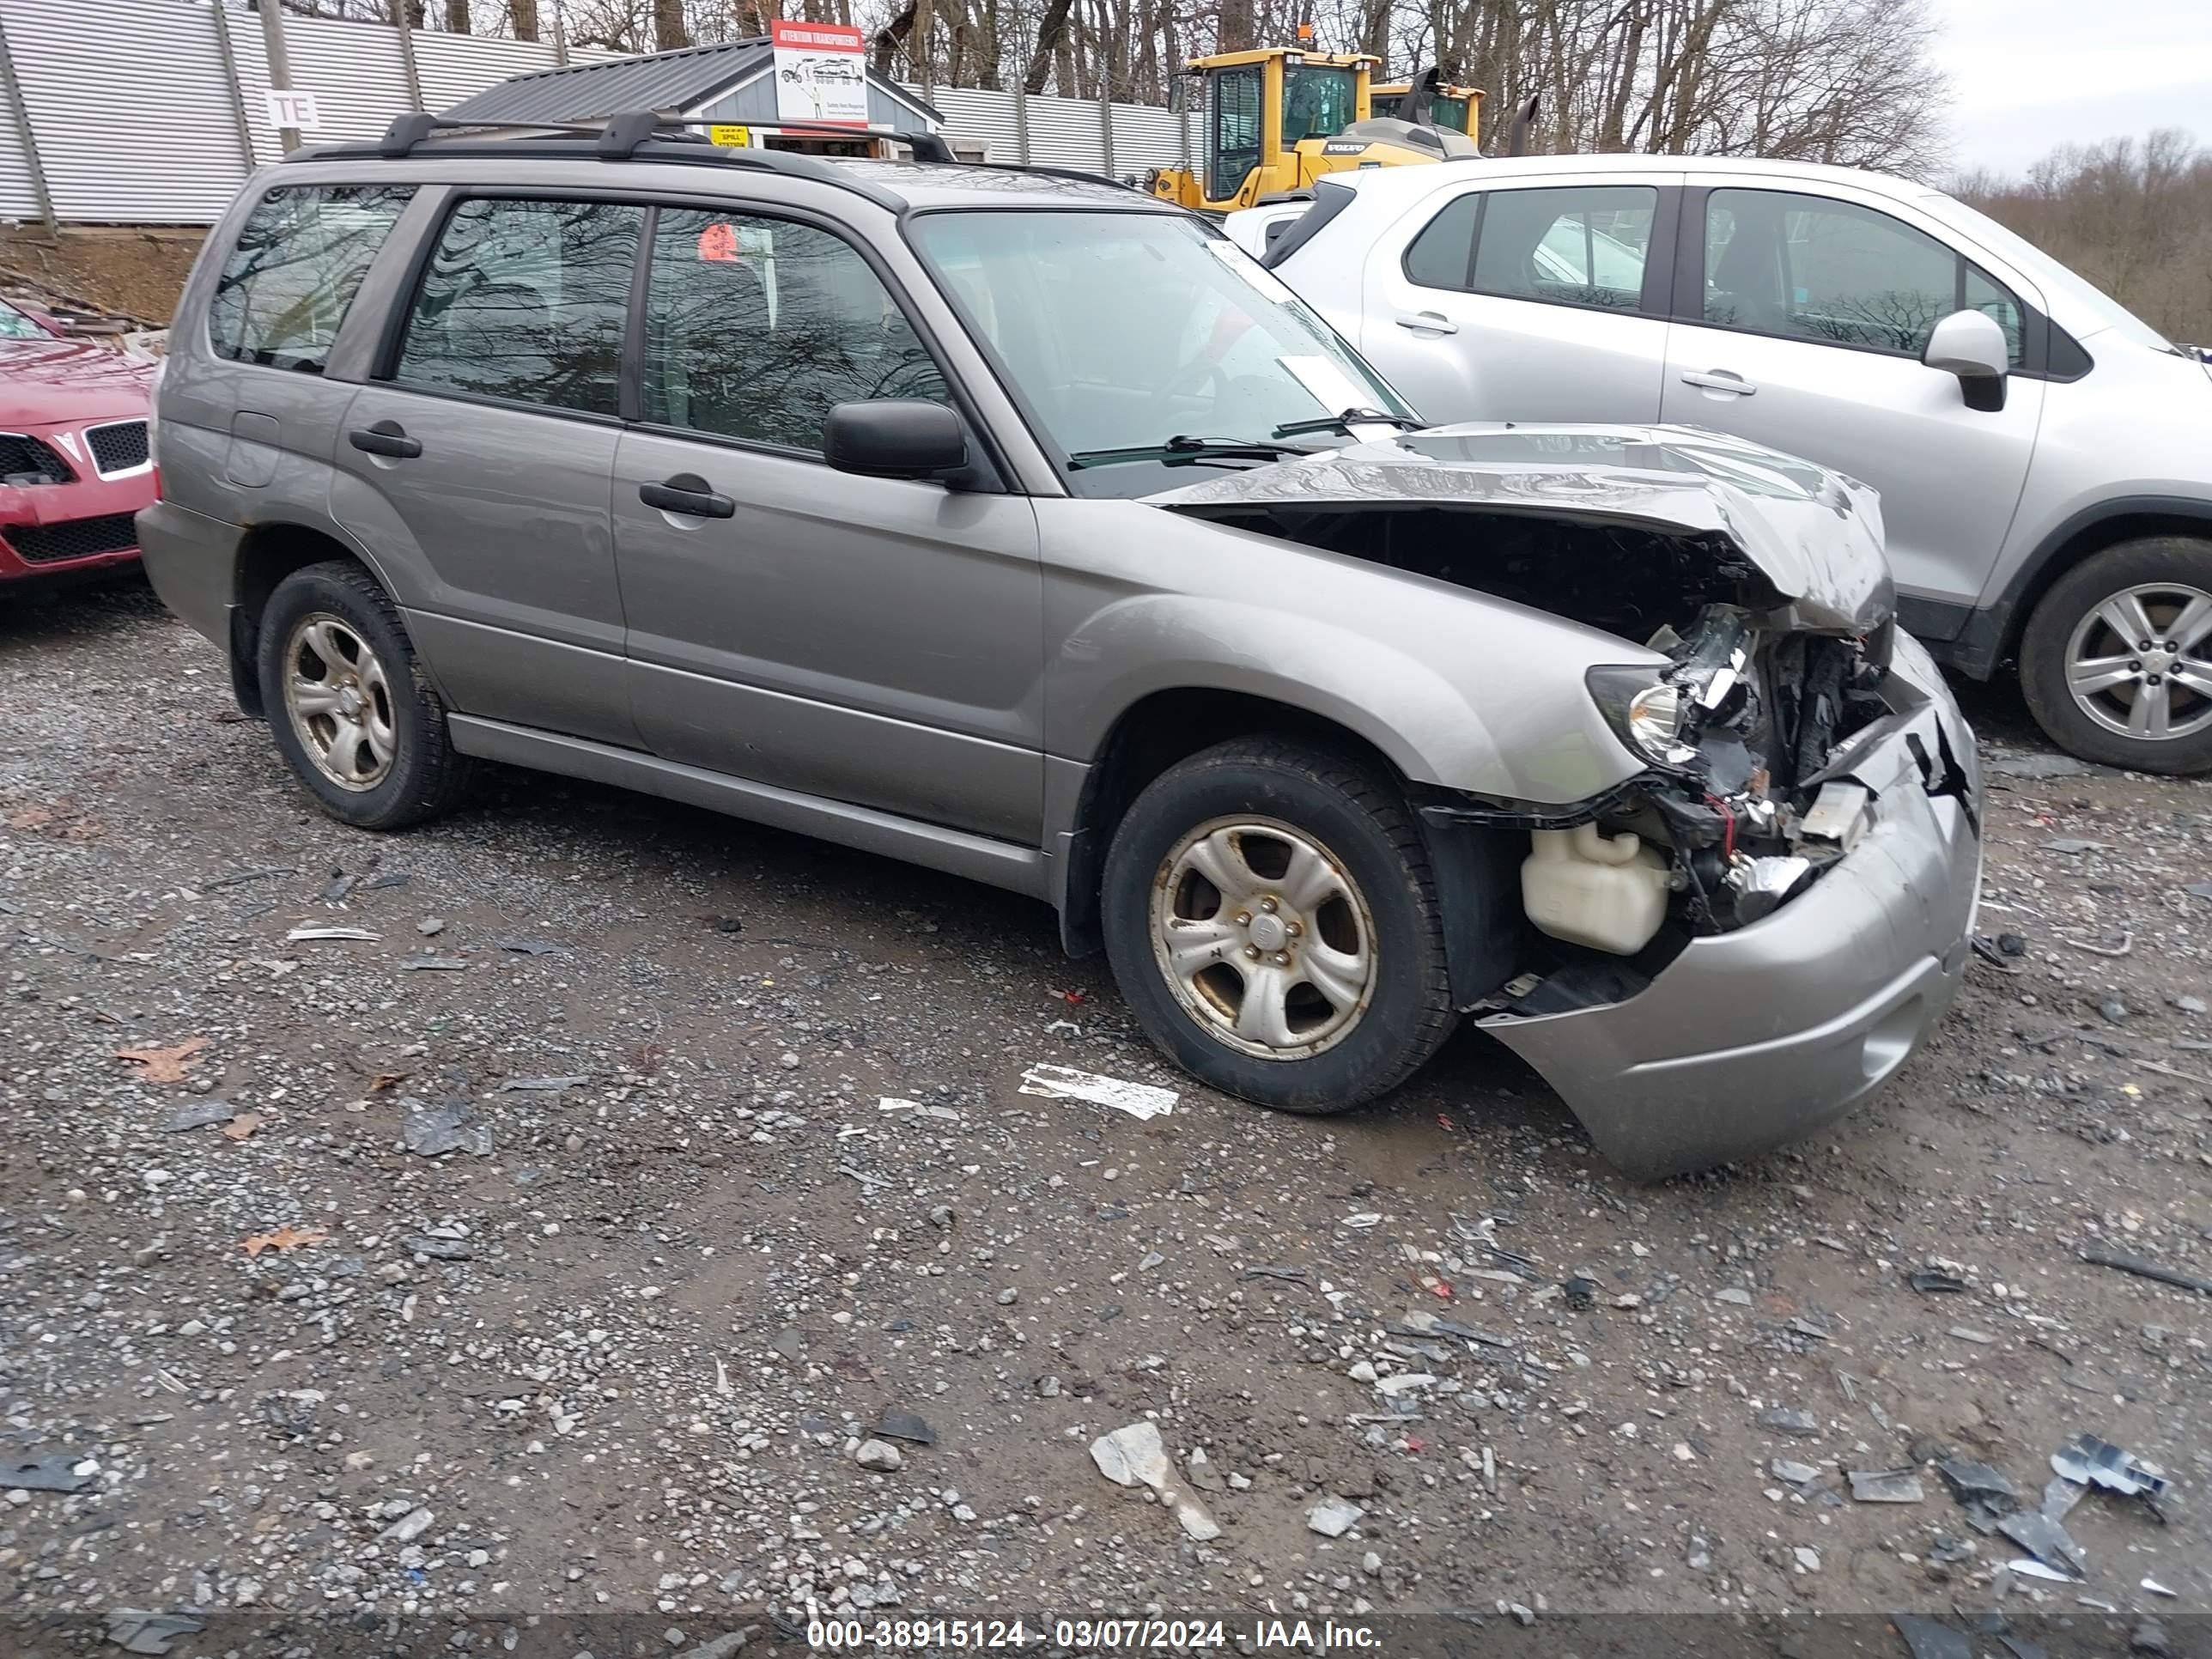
208,185 -> 413,373
641,208 -> 945,453
1405,185 -> 1656,311
396,198 -> 644,416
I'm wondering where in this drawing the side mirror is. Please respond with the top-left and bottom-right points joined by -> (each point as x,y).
1169,76 -> 1188,114
823,400 -> 969,483
1923,309 -> 2009,411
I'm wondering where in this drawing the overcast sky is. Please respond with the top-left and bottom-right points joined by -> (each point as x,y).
1933,0 -> 2211,173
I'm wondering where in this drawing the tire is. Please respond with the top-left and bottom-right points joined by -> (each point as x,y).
256,561 -> 475,830
1100,737 -> 1455,1114
2020,538 -> 2212,775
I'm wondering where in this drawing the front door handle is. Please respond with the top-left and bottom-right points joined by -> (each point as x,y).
640,473 -> 735,520
348,420 -> 422,459
1395,311 -> 1459,335
1680,369 -> 1757,396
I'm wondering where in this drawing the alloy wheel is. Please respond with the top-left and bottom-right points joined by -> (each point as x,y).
282,613 -> 397,791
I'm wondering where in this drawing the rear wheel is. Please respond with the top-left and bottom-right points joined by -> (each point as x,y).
2021,538 -> 2212,774
257,561 -> 475,829
1100,738 -> 1455,1113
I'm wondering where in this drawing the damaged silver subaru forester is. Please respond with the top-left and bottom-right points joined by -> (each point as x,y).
137,121 -> 1980,1176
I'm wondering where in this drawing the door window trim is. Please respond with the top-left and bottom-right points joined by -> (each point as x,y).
622,194 -> 1008,493
1395,180 -> 1680,319
1670,184 -> 2085,381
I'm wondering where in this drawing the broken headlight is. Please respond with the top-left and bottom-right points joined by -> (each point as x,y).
1585,665 -> 1695,767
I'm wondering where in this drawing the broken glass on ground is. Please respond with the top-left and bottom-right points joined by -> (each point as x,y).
400,1097 -> 492,1157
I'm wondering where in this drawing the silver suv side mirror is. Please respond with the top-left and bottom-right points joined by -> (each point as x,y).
1923,309 -> 2010,412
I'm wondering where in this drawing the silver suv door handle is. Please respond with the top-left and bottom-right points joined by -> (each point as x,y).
1395,312 -> 1458,335
1680,370 -> 1757,395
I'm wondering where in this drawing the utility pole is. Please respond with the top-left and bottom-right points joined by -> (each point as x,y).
258,0 -> 301,154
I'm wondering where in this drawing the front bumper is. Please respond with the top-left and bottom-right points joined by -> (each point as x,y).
1478,633 -> 1982,1178
0,422 -> 156,581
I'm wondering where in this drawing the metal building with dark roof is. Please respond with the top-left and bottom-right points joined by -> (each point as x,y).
441,39 -> 944,138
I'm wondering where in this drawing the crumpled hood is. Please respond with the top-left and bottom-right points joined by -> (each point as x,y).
1150,422 -> 1894,634
0,337 -> 156,426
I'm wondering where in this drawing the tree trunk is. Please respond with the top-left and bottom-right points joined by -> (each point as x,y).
443,0 -> 469,32
654,0 -> 689,50
872,0 -> 915,75
1024,0 -> 1074,94
507,0 -> 538,40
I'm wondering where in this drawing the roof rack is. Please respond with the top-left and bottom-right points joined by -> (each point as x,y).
297,109 -> 1155,210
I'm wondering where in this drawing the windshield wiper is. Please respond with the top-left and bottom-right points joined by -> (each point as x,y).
1065,434 -> 1308,471
1271,407 -> 1421,439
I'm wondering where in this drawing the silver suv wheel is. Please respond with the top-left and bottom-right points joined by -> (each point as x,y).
1149,815 -> 1377,1059
282,612 -> 398,791
2063,581 -> 2212,742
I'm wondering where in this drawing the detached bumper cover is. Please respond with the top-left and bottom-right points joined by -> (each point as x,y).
1478,633 -> 1981,1177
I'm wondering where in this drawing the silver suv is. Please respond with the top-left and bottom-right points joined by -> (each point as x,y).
137,117 -> 1981,1176
1233,155 -> 2212,773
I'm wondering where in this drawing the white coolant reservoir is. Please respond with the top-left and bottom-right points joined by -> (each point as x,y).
1521,823 -> 1672,956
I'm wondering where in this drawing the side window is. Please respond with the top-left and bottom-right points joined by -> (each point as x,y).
208,184 -> 414,373
1468,185 -> 1655,310
1704,188 -> 2024,365
1207,65 -> 1263,203
1402,192 -> 1480,290
642,208 -> 946,453
396,198 -> 643,416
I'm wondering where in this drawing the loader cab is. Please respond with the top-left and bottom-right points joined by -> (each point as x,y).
1190,48 -> 1378,205
1369,80 -> 1484,139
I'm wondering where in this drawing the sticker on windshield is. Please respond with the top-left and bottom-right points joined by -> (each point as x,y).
1279,354 -> 1375,420
1205,237 -> 1298,306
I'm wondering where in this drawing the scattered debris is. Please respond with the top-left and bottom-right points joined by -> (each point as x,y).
380,1505 -> 435,1542
1771,1459 -> 1820,1485
1849,1468 -> 1926,1504
404,1236 -> 474,1261
1018,1062 -> 1176,1119
285,925 -> 380,942
1891,1613 -> 1973,1659
1087,1420 -> 1220,1540
417,917 -> 446,936
161,1102 -> 236,1133
240,1224 -> 330,1259
2004,1559 -> 2075,1583
220,1111 -> 263,1139
1714,1286 -> 1754,1305
1997,1508 -> 2086,1578
500,1076 -> 590,1092
1985,752 -> 2098,779
102,1610 -> 206,1656
2078,1247 -> 2212,1297
1908,1270 -> 1968,1294
2043,838 -> 2108,854
1793,1546 -> 1820,1572
201,866 -> 295,890
1948,1325 -> 1998,1344
1936,1459 -> 2021,1522
112,1036 -> 209,1085
1562,1275 -> 1599,1310
400,1098 -> 493,1158
2142,1577 -> 2176,1597
874,1408 -> 936,1445
320,870 -> 358,903
1759,1407 -> 1820,1437
498,938 -> 560,954
3,1451 -> 91,1492
402,955 -> 469,971
1308,1497 -> 1364,1538
2051,1433 -> 2172,1516
1242,1265 -> 1308,1283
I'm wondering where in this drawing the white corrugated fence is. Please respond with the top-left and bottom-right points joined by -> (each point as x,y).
0,0 -> 1192,227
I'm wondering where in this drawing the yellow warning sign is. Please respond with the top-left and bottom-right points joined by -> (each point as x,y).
708,124 -> 751,148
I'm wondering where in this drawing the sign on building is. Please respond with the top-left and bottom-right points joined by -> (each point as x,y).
264,89 -> 322,132
769,20 -> 868,127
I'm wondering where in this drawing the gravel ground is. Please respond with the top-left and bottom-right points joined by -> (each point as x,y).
3,580 -> 2209,1659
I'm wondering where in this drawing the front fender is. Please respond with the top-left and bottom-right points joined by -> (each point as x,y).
1039,501 -> 1653,806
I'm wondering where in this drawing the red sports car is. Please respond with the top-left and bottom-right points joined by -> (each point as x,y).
1,297 -> 158,584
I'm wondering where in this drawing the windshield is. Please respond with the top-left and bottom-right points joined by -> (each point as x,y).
0,299 -> 46,338
908,210 -> 1413,497
1431,95 -> 1471,133
1282,65 -> 1358,142
1918,191 -> 2176,353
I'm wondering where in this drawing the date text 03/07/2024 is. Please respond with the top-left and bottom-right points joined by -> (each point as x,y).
805,1618 -> 1383,1650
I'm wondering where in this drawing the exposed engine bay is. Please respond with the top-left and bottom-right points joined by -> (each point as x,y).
1178,499 -> 1931,1000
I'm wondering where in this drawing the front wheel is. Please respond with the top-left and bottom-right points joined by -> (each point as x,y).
1100,738 -> 1455,1113
2020,537 -> 2212,774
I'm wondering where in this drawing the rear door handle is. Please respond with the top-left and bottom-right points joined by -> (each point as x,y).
1680,370 -> 1757,396
1394,312 -> 1458,335
640,473 -> 735,520
348,420 -> 422,459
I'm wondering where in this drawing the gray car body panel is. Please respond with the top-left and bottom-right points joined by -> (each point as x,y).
138,145 -> 1981,1177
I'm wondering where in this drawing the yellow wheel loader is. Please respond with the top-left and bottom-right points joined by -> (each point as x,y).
1370,76 -> 1485,140
1146,49 -> 1480,216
